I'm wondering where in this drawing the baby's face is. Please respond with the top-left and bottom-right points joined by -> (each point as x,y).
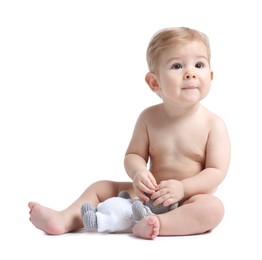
153,40 -> 213,106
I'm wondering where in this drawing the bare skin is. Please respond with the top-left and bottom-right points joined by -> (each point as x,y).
29,36 -> 231,239
28,202 -> 66,235
29,181 -> 135,235
132,194 -> 224,239
132,216 -> 160,239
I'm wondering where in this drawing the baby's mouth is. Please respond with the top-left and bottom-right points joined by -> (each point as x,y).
182,86 -> 198,90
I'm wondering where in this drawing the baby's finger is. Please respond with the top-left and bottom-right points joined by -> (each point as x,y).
135,189 -> 150,202
138,181 -> 155,195
156,180 -> 167,190
142,178 -> 157,192
148,174 -> 157,189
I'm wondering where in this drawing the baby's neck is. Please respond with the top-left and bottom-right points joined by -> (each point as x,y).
162,102 -> 201,119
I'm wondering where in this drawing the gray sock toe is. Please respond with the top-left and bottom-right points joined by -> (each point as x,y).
81,203 -> 96,217
82,210 -> 98,231
132,200 -> 147,221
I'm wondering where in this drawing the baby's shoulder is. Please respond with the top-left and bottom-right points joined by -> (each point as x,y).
136,104 -> 164,125
201,106 -> 228,130
140,104 -> 162,117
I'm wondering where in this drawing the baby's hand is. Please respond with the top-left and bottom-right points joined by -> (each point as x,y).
150,180 -> 184,207
132,169 -> 157,202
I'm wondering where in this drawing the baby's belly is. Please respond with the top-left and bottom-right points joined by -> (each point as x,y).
150,158 -> 203,183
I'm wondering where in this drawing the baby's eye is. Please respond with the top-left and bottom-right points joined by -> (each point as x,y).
195,62 -> 205,68
171,63 -> 182,70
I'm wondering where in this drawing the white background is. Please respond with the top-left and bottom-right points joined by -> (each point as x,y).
1,0 -> 261,259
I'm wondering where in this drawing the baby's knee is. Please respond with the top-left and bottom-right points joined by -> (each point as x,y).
203,195 -> 225,228
89,180 -> 119,198
91,180 -> 118,190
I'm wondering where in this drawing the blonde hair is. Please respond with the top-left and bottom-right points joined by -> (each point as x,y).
146,27 -> 211,72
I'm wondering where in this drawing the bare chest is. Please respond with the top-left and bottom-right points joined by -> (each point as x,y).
148,122 -> 209,167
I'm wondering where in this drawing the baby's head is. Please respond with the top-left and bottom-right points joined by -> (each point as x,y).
146,27 -> 211,73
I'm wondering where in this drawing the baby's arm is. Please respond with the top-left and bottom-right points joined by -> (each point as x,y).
182,116 -> 231,199
125,153 -> 157,202
124,110 -> 157,202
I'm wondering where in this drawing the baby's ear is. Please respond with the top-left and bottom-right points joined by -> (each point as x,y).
210,71 -> 214,80
145,72 -> 159,92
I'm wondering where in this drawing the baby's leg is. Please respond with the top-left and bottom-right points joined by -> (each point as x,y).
28,202 -> 67,235
132,215 -> 160,240
28,180 -> 133,235
132,194 -> 224,239
156,194 -> 224,237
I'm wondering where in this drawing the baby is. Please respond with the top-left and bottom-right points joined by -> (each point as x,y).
29,27 -> 230,240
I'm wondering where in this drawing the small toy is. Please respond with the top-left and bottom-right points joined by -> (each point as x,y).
81,190 -> 178,233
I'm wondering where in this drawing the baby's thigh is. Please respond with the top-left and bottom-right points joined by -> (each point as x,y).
89,180 -> 133,200
182,194 -> 224,218
118,182 -> 135,196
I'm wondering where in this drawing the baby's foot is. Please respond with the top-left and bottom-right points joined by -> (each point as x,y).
132,215 -> 160,240
28,202 -> 66,235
